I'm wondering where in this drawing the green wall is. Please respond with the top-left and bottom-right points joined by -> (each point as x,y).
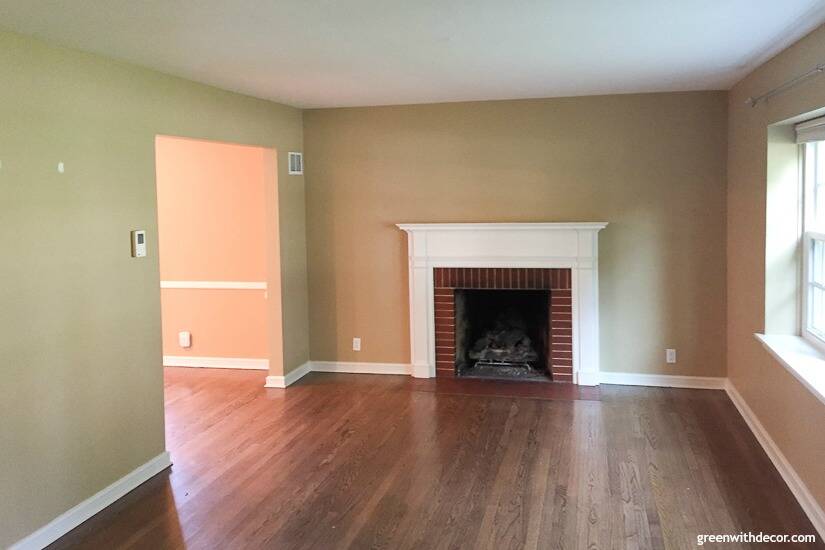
0,30 -> 307,546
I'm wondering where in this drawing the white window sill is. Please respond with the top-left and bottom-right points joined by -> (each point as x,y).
755,333 -> 825,406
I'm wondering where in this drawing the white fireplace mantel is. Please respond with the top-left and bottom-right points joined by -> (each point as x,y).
397,222 -> 608,385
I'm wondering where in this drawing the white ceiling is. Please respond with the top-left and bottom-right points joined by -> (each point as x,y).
1,0 -> 825,108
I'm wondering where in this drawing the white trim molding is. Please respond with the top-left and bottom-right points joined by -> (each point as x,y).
725,380 -> 825,539
397,222 -> 608,384
10,452 -> 172,550
396,222 -> 610,232
599,372 -> 726,389
311,361 -> 411,375
269,362 -> 728,389
265,361 -> 312,388
754,333 -> 825,406
264,361 -> 412,388
163,356 -> 268,370
160,281 -> 267,290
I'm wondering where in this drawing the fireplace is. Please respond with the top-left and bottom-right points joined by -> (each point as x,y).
398,222 -> 607,384
456,289 -> 550,380
433,267 -> 573,382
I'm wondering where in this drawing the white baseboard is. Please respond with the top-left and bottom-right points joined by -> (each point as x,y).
724,380 -> 825,539
264,361 -> 411,388
410,363 -> 431,378
163,355 -> 268,370
10,451 -> 172,550
576,371 -> 600,386
599,372 -> 726,389
266,363 -> 725,389
311,361 -> 411,375
265,361 -> 312,388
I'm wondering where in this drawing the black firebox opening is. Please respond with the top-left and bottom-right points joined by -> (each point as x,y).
454,289 -> 550,381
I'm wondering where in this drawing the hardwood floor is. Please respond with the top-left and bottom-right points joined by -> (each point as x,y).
50,368 -> 822,549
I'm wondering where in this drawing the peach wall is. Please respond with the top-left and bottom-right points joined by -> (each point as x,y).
160,289 -> 268,357
155,135 -> 272,359
156,136 -> 267,281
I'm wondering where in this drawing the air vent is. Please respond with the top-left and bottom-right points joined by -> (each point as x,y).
288,152 -> 303,175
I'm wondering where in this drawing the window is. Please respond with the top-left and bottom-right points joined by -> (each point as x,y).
801,137 -> 825,347
755,117 -> 825,406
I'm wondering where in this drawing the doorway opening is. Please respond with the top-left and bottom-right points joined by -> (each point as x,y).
154,136 -> 282,375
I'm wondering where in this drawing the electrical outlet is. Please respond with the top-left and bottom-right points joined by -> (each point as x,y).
178,331 -> 192,349
352,337 -> 361,351
666,348 -> 676,364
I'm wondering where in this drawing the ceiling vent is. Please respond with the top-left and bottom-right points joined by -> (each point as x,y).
288,152 -> 303,175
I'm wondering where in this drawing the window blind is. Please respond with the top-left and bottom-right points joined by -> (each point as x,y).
796,115 -> 825,143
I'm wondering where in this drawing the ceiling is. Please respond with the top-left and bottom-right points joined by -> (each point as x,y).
1,0 -> 825,108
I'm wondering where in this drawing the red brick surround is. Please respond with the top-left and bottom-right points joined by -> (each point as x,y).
433,268 -> 573,382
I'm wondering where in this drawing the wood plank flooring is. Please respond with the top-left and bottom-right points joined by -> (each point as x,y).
50,368 -> 822,549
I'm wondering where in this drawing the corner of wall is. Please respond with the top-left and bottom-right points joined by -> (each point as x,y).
277,136 -> 311,376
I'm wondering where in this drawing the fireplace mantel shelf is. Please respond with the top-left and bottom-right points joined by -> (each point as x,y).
398,221 -> 608,385
397,222 -> 608,232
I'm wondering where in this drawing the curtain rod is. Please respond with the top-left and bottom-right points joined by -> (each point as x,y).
745,63 -> 825,107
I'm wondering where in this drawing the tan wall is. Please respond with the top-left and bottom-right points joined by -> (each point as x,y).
303,92 -> 728,376
727,25 -> 825,512
0,30 -> 306,547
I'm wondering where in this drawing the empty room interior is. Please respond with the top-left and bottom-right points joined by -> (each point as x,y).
3,1 -> 825,548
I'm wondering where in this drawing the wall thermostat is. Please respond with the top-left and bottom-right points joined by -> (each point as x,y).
131,230 -> 147,258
